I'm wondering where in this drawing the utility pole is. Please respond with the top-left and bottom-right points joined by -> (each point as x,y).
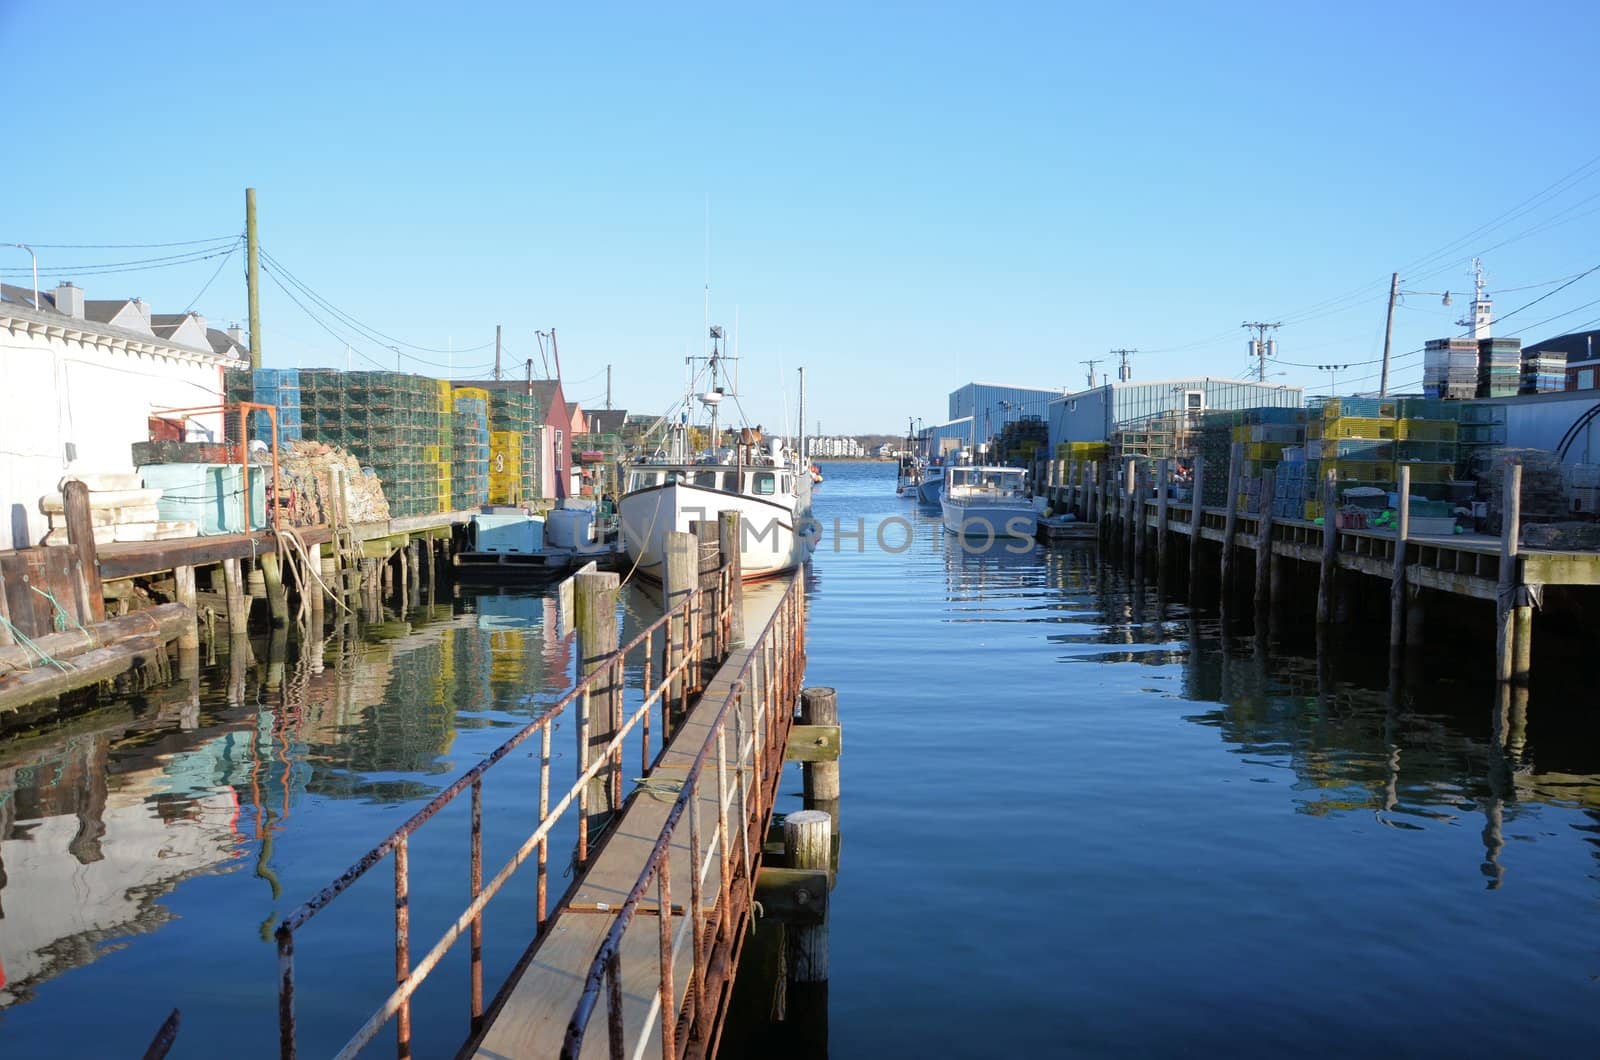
1241,322 -> 1281,383
1080,358 -> 1102,390
1378,273 -> 1399,397
494,324 -> 502,381
606,364 -> 612,410
1110,348 -> 1137,383
245,187 -> 262,371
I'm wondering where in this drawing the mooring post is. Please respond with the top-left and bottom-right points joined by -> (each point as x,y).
1123,458 -> 1137,557
1389,466 -> 1411,650
259,550 -> 290,628
1316,471 -> 1338,624
1087,462 -> 1098,525
1156,458 -> 1171,575
718,511 -> 746,648
783,808 -> 832,1051
1219,443 -> 1242,589
1188,457 -> 1206,586
663,530 -> 698,723
1254,467 -> 1276,619
221,557 -> 249,639
62,479 -> 105,623
1495,462 -> 1523,683
575,569 -> 622,832
799,687 -> 840,814
173,564 -> 200,652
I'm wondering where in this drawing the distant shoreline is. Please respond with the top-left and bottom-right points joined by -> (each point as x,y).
812,457 -> 896,463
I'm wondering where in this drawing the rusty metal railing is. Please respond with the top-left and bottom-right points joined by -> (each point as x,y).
274,563 -> 735,1059
563,572 -> 806,1059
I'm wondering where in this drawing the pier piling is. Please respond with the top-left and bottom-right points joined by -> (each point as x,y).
1389,466 -> 1411,650
1316,471 -> 1337,624
1254,468 -> 1275,619
782,808 -> 832,1052
719,511 -> 746,648
1220,444 -> 1242,589
1188,456 -> 1206,588
1156,459 -> 1171,575
1495,462 -> 1524,684
575,569 -> 622,834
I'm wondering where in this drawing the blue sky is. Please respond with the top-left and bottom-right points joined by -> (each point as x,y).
5,1 -> 1599,433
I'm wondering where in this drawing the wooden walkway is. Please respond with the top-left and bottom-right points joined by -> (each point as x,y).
475,582 -> 796,1059
1042,456 -> 1600,683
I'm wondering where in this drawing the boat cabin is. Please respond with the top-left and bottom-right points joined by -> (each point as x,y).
627,465 -> 797,498
946,466 -> 1028,497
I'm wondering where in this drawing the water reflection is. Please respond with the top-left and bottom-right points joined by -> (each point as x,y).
0,582 -> 595,1026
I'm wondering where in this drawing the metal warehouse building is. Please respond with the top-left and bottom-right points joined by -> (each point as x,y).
1047,378 -> 1303,451
949,382 -> 1069,449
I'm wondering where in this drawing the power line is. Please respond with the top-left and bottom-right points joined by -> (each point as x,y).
260,248 -> 494,355
1488,262 -> 1600,329
0,243 -> 239,276
7,235 -> 241,249
259,261 -> 392,370
184,238 -> 243,312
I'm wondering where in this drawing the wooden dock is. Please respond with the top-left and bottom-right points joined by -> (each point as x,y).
1039,454 -> 1600,683
272,523 -> 821,1060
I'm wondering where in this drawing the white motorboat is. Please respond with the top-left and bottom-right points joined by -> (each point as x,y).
940,465 -> 1037,542
619,328 -> 816,581
916,462 -> 945,505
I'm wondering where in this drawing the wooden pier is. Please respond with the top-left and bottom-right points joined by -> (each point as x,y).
1039,454 -> 1600,684
272,521 -> 831,1060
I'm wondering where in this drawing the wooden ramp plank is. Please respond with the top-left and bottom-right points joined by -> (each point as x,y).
477,585 -> 786,1060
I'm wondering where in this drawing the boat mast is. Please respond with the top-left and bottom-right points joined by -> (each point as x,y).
798,366 -> 806,467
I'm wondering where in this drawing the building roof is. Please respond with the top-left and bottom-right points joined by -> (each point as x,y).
206,327 -> 248,359
1524,328 -> 1600,364
1,284 -> 222,360
585,409 -> 628,434
565,401 -> 580,417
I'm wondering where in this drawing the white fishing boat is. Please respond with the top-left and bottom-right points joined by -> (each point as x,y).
619,328 -> 816,581
940,465 -> 1037,542
916,461 -> 945,505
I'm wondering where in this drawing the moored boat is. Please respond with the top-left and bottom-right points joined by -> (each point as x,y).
940,465 -> 1037,542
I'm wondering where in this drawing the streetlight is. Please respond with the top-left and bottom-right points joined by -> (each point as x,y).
1316,363 -> 1351,397
4,243 -> 38,309
389,345 -> 402,371
1380,272 -> 1453,396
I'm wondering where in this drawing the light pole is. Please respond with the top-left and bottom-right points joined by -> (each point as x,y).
1316,363 -> 1351,397
1380,273 -> 1453,396
4,244 -> 38,309
389,345 -> 402,372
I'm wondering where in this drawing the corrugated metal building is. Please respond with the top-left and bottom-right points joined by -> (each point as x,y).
949,382 -> 1067,448
917,416 -> 974,458
1048,378 -> 1303,450
1469,391 -> 1600,463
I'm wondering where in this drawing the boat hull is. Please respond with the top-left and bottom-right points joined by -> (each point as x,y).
940,497 -> 1038,542
620,481 -> 815,580
916,473 -> 943,505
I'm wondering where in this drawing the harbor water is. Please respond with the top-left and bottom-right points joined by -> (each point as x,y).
1,460 -> 1598,1056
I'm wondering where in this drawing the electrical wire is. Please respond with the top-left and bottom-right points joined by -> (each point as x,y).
185,237 -> 243,312
7,235 -> 241,250
0,242 -> 240,275
260,248 -> 494,355
1486,262 -> 1600,329
258,262 -> 394,371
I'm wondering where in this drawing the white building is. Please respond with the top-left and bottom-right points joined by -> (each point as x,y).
0,282 -> 246,551
807,436 -> 864,458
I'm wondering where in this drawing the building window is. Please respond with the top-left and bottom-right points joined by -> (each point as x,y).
1186,390 -> 1203,410
1580,369 -> 1596,390
554,429 -> 563,469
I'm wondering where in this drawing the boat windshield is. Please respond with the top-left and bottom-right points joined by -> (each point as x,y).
947,467 -> 1026,495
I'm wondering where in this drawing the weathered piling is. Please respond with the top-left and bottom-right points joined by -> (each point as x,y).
1156,459 -> 1171,574
260,551 -> 290,628
1188,457 -> 1206,585
1315,471 -> 1338,624
1495,462 -> 1525,684
1389,466 -> 1411,649
575,569 -> 622,838
63,480 -> 106,623
1123,458 -> 1137,558
782,808 -> 832,1052
718,511 -> 746,648
798,686 -> 840,809
1254,468 -> 1275,617
172,565 -> 199,652
1219,443 -> 1242,588
663,530 -> 698,723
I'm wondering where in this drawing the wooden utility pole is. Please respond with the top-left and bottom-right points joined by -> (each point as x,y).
1379,272 -> 1400,397
245,187 -> 262,371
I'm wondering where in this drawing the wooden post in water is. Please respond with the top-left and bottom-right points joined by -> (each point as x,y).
1156,459 -> 1171,575
1495,462 -> 1523,683
62,480 -> 105,623
1315,471 -> 1338,624
173,565 -> 199,652
1219,443 -> 1242,589
1123,458 -> 1137,557
783,808 -> 832,1050
663,530 -> 698,721
799,687 -> 840,811
718,511 -> 746,648
221,557 -> 248,638
1254,468 -> 1276,618
1087,462 -> 1098,524
1389,466 -> 1411,650
259,550 -> 290,628
575,569 -> 621,831
1188,456 -> 1206,585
